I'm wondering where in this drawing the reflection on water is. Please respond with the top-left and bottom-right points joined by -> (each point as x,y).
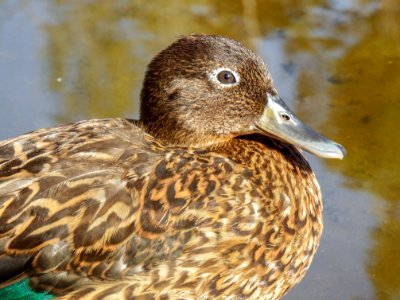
326,1 -> 400,299
0,0 -> 399,299
45,1 -> 143,122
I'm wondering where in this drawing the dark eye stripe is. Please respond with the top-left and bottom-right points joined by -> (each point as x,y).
217,70 -> 237,84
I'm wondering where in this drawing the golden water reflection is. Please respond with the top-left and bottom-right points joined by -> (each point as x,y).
40,0 -> 399,299
325,1 -> 400,299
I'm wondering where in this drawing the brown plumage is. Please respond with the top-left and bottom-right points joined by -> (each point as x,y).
0,35 -> 345,299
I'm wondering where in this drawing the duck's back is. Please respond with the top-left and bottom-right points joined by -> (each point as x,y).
0,119 -> 322,300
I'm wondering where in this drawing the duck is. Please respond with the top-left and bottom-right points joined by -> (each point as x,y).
0,34 -> 345,300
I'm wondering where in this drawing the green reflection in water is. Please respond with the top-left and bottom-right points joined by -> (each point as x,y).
324,0 -> 400,299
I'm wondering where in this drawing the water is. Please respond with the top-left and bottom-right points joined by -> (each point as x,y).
0,1 -> 399,299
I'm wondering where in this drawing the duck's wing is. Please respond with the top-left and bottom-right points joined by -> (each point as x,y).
0,119 -> 242,298
0,119 -> 164,288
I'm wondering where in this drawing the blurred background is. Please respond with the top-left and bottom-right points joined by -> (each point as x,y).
0,0 -> 399,299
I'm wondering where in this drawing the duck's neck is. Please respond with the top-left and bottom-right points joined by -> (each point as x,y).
211,134 -> 314,176
213,134 -> 322,221
142,121 -> 237,148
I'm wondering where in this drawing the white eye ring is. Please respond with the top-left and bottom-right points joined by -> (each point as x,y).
209,67 -> 240,87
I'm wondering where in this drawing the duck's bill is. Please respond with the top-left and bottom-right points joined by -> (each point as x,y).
255,94 -> 346,159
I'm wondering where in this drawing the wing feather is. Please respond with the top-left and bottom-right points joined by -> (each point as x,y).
0,119 -> 162,285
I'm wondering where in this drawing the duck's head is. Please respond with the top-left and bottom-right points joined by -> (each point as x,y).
140,34 -> 345,159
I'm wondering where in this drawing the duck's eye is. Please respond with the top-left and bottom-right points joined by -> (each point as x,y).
217,70 -> 237,84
